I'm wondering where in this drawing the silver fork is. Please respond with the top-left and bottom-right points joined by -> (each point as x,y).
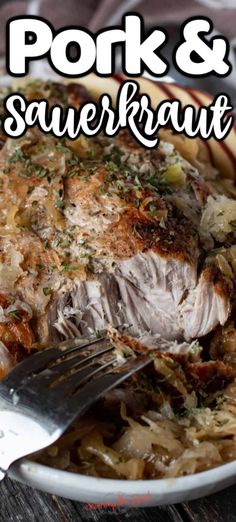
0,334 -> 151,480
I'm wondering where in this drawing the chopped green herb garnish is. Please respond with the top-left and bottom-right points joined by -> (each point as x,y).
55,198 -> 64,209
8,310 -> 21,321
56,142 -> 69,153
43,287 -> 51,296
35,168 -> 47,178
66,169 -> 78,178
61,261 -> 82,273
191,342 -> 203,355
8,149 -> 24,163
216,394 -> 225,406
67,158 -> 78,166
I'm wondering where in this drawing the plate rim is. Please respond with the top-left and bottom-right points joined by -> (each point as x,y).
8,457 -> 236,504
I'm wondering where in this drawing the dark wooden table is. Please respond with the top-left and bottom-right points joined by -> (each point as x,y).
1,478 -> 236,522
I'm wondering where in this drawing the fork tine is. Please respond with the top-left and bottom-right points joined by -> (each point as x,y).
48,342 -> 113,377
50,339 -> 112,373
3,335 -> 106,390
54,358 -> 117,395
57,333 -> 107,356
67,356 -> 151,421
25,340 -> 114,390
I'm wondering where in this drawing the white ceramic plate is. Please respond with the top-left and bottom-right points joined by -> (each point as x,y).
8,459 -> 236,505
4,74 -> 236,505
